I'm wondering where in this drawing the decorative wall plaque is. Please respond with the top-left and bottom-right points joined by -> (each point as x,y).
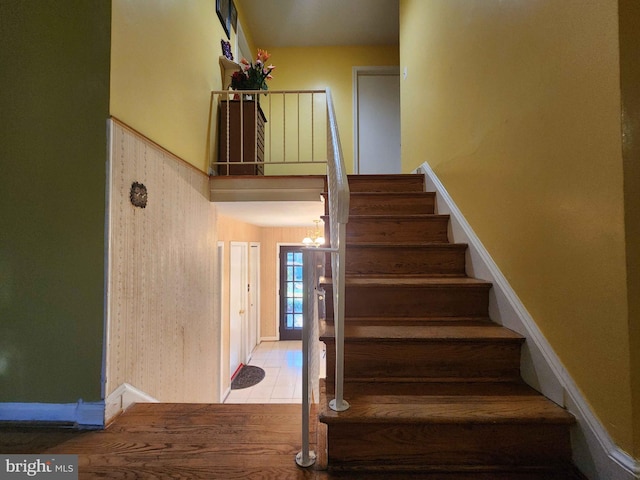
130,182 -> 148,208
221,39 -> 233,60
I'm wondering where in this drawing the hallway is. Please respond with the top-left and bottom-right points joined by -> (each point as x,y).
224,340 -> 326,404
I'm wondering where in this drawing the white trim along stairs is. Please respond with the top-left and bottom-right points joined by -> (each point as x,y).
415,161 -> 640,480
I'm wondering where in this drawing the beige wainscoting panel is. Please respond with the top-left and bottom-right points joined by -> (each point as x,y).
106,119 -> 219,403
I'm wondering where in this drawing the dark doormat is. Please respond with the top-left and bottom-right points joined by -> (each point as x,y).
231,365 -> 266,390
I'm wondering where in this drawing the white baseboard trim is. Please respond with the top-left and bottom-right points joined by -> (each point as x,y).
0,400 -> 104,429
415,161 -> 639,480
260,336 -> 279,342
105,383 -> 158,424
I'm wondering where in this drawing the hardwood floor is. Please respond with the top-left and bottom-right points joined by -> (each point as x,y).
0,400 -> 587,479
0,403 -> 326,479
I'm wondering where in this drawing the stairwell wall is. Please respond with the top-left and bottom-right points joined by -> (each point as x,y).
400,0 -> 636,460
266,45 -> 400,175
110,0 -> 234,173
619,0 -> 640,460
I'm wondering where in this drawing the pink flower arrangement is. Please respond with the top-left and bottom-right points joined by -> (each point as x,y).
231,49 -> 275,91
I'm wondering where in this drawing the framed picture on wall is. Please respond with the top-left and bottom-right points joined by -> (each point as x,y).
230,0 -> 238,33
217,0 -> 230,39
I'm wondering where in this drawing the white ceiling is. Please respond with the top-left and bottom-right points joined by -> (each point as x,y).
238,0 -> 399,47
215,201 -> 325,227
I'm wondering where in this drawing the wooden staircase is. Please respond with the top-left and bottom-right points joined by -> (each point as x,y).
318,174 -> 584,479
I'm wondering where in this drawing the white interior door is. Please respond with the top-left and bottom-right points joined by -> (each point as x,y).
229,242 -> 248,378
248,243 -> 260,358
354,67 -> 401,174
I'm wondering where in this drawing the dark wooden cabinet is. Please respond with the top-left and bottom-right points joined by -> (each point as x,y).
218,100 -> 266,175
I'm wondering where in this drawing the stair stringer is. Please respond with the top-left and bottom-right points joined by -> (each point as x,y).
415,161 -> 640,480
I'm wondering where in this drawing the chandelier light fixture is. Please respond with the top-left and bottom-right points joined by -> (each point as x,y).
302,219 -> 325,247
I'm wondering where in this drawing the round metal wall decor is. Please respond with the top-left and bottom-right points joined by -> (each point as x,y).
130,181 -> 148,208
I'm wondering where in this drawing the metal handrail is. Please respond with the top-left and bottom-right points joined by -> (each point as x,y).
296,88 -> 350,467
324,88 -> 350,413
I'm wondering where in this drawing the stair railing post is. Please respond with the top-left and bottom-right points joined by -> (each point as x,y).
329,227 -> 350,412
296,247 -> 317,468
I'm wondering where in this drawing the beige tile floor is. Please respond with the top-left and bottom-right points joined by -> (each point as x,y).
225,340 -> 325,404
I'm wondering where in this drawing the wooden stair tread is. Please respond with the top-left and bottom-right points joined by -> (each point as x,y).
336,214 -> 451,243
347,174 -> 424,179
343,274 -> 469,279
327,243 -> 469,277
346,213 -> 449,220
323,191 -> 436,216
322,276 -> 491,287
320,394 -> 574,425
348,191 -> 433,198
328,380 -> 540,396
323,276 -> 492,319
346,174 -> 425,192
330,316 -> 493,325
344,241 -> 468,247
321,324 -> 524,341
322,467 -> 585,479
323,191 -> 434,198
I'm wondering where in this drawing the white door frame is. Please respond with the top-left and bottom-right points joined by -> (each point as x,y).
352,66 -> 401,174
248,242 -> 260,359
236,21 -> 251,63
216,241 -> 226,402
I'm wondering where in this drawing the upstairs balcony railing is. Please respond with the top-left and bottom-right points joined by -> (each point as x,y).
210,89 -> 331,176
209,88 -> 350,468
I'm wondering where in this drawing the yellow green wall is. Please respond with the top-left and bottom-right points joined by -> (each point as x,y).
266,45 -> 400,174
111,0 -> 234,172
400,0 -> 635,455
0,0 -> 111,402
619,0 -> 640,459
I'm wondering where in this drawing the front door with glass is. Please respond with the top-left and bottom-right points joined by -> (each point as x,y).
279,246 -> 304,341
